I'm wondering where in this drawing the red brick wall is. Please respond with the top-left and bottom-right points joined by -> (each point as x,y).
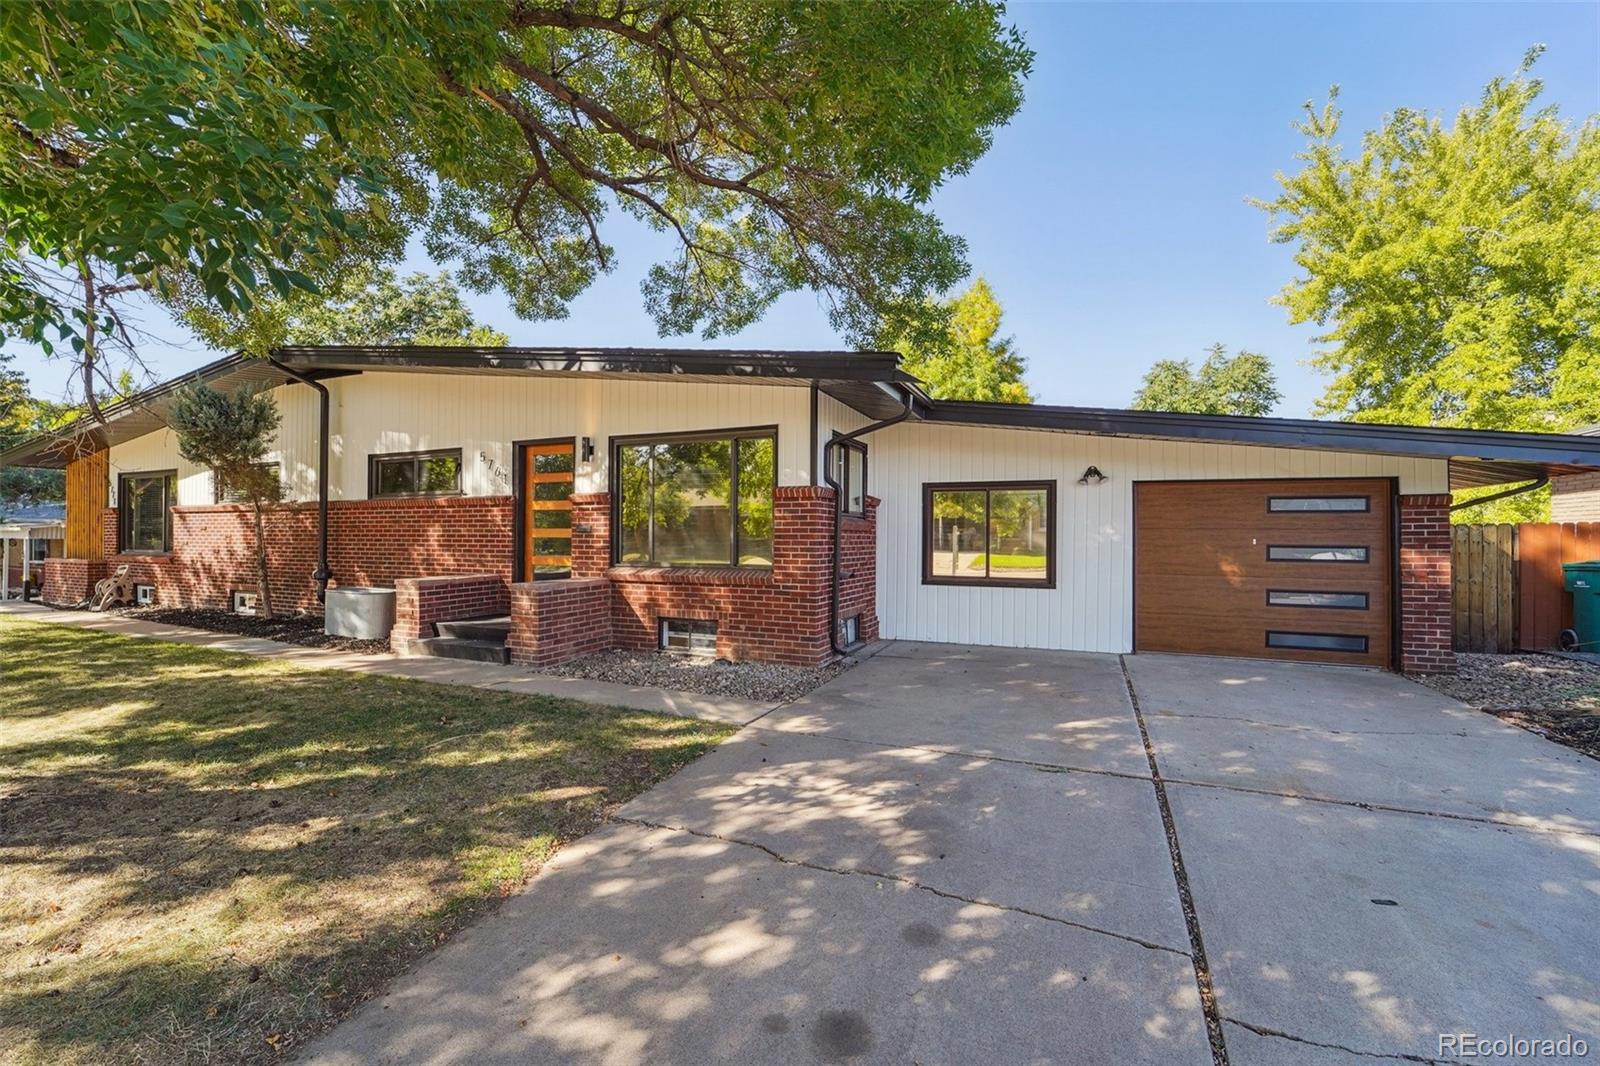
605,486 -> 858,665
90,497 -> 515,612
392,574 -> 509,648
570,494 -> 611,578
1398,494 -> 1455,674
508,577 -> 612,666
38,558 -> 107,606
839,497 -> 880,643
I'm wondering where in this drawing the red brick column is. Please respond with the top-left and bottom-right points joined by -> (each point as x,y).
838,496 -> 880,643
392,574 -> 509,651
507,577 -> 613,666
570,493 -> 611,577
1398,494 -> 1455,674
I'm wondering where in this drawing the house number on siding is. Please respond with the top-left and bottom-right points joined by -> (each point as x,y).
480,451 -> 511,489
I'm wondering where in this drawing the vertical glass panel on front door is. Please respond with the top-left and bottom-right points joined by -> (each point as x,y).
523,442 -> 575,578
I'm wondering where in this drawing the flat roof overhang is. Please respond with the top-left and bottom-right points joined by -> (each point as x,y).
926,401 -> 1600,490
0,346 -> 925,468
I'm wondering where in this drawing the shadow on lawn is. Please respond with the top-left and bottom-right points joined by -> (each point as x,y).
0,620 -> 731,1065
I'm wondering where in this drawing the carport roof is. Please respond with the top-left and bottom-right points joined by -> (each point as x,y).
4,345 -> 1599,489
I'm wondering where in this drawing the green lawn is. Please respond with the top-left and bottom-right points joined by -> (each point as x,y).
0,616 -> 735,1066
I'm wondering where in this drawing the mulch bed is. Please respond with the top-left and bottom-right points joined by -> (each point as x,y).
528,648 -> 848,704
110,606 -> 390,654
1414,651 -> 1600,760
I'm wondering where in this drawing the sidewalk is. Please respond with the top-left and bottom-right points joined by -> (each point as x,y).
0,601 -> 774,725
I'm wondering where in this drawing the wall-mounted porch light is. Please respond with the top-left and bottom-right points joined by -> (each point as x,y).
1077,465 -> 1108,485
580,436 -> 596,462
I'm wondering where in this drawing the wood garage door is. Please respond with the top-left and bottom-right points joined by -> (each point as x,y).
1135,478 -> 1393,668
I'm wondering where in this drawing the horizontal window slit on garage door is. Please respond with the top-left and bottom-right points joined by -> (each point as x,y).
1267,545 -> 1369,563
1265,631 -> 1369,653
1267,496 -> 1370,513
1266,590 -> 1369,610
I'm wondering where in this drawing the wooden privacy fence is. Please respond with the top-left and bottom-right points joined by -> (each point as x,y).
1452,521 -> 1600,652
1452,524 -> 1516,652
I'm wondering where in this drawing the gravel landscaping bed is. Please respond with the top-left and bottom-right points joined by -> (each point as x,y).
1415,652 -> 1600,760
108,606 -> 391,654
530,648 -> 849,703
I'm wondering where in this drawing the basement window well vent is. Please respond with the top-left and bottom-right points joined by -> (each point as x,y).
839,614 -> 861,646
660,618 -> 717,657
134,584 -> 155,606
231,590 -> 260,616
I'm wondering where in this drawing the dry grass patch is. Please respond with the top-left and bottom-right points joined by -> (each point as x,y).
0,616 -> 735,1065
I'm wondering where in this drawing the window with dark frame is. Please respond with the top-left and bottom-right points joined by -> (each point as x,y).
213,461 -> 282,503
832,436 -> 867,517
613,428 -> 777,568
923,480 -> 1055,588
368,449 -> 462,498
118,471 -> 175,554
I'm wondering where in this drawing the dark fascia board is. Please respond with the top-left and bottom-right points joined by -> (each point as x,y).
273,345 -> 917,384
926,400 -> 1600,470
0,352 -> 294,469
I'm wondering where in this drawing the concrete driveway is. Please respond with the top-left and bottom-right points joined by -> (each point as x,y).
302,645 -> 1600,1066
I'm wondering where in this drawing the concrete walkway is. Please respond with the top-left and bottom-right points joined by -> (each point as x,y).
299,642 -> 1600,1066
0,601 -> 773,725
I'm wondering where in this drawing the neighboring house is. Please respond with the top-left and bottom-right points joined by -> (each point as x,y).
0,502 -> 66,599
6,346 -> 1600,674
1551,426 -> 1600,522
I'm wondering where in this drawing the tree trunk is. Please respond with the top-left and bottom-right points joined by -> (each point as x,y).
252,498 -> 275,619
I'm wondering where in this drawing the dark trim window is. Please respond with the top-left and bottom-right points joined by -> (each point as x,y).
832,435 -> 868,517
1268,495 -> 1370,513
613,427 -> 777,568
923,480 -> 1056,588
1266,590 -> 1369,610
118,471 -> 176,554
28,538 -> 50,562
214,461 -> 281,503
1266,631 -> 1369,653
1267,545 -> 1369,563
369,449 -> 462,498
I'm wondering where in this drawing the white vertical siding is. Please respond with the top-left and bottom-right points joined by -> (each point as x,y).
870,422 -> 1450,654
107,383 -> 320,507
110,375 -> 820,503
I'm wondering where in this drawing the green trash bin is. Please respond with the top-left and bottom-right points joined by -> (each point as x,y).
1560,561 -> 1600,651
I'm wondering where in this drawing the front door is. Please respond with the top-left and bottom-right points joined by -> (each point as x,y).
520,440 -> 576,579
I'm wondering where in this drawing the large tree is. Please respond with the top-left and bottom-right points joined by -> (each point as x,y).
1131,344 -> 1281,417
1254,49 -> 1600,432
181,264 -> 510,353
876,278 -> 1032,402
3,2 -> 1031,410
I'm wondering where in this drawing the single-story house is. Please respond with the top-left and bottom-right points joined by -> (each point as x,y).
6,345 -> 1600,674
0,502 -> 65,599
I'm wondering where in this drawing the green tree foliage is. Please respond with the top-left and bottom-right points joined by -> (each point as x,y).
0,352 -> 67,504
168,383 -> 282,617
4,2 -> 1030,408
876,279 -> 1032,402
1254,49 -> 1599,520
180,264 -> 509,353
1130,344 -> 1282,416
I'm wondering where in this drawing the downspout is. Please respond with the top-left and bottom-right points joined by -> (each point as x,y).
821,390 -> 915,656
267,359 -> 333,602
1448,475 -> 1549,512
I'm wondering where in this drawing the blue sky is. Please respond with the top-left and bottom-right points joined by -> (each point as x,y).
9,1 -> 1598,415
